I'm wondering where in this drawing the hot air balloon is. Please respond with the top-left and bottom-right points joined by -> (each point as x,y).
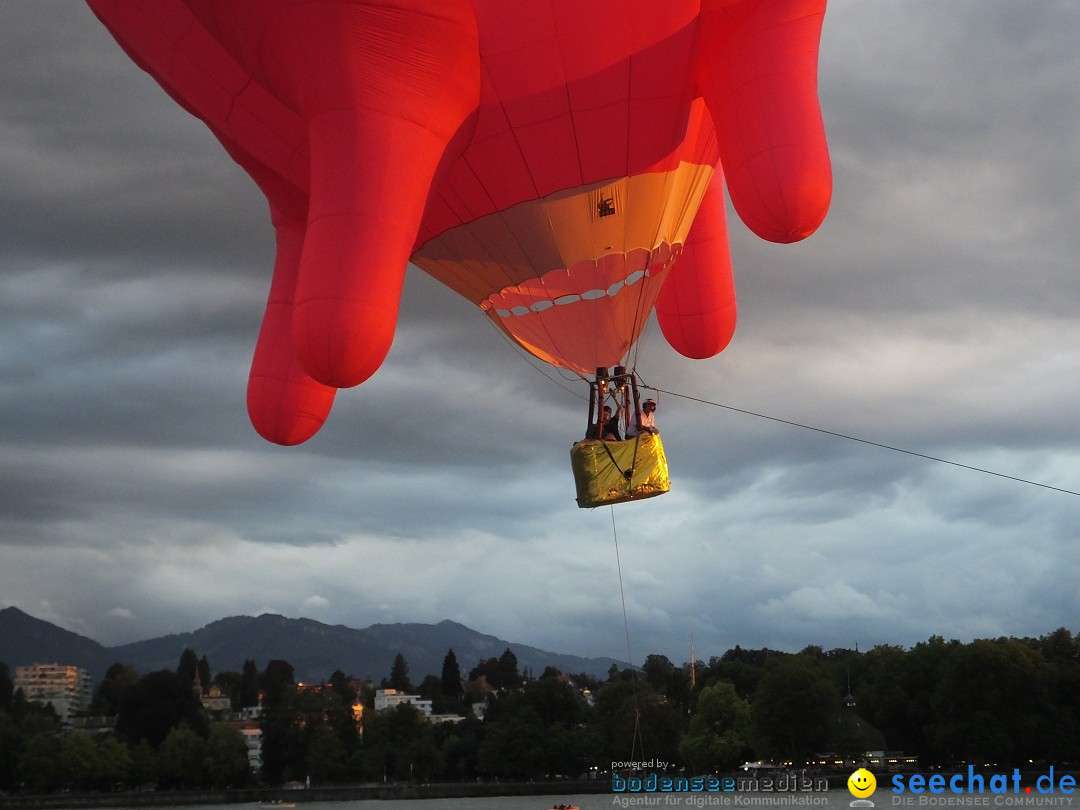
84,0 -> 832,499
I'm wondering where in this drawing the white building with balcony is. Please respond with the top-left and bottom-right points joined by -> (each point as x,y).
374,688 -> 433,717
14,663 -> 92,726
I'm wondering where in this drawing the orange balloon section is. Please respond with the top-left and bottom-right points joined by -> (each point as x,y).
86,0 -> 832,445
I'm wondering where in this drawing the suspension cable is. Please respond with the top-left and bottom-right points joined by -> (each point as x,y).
644,384 -> 1080,498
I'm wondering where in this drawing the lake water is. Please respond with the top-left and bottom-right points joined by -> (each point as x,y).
99,788 -> 1080,810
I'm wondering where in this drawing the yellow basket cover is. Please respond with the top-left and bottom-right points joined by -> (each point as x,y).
570,434 -> 670,508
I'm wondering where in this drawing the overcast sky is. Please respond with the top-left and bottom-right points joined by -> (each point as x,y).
1,1 -> 1078,677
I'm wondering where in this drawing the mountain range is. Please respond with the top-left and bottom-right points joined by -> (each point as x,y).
0,607 -> 625,685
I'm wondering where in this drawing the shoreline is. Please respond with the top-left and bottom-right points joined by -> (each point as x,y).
0,779 -> 612,809
5,772 -> 1077,809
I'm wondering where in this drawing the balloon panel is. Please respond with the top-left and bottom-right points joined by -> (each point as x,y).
412,106 -> 718,372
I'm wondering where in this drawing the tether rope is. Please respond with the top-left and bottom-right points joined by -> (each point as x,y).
610,506 -> 646,763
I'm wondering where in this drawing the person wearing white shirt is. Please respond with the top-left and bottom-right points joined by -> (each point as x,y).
626,398 -> 659,437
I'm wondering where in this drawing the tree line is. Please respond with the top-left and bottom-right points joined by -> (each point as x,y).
0,627 -> 1076,794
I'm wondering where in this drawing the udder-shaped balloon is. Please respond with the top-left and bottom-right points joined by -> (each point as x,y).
86,0 -> 831,444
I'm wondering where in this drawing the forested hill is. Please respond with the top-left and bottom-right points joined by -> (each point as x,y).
0,607 -> 110,674
0,607 -> 625,684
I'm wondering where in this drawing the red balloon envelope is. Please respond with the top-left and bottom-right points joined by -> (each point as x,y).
85,0 -> 832,445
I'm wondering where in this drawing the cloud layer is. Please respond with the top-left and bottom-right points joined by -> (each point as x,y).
1,1 -> 1077,673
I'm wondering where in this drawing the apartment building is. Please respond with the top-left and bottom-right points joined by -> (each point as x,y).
14,663 -> 93,726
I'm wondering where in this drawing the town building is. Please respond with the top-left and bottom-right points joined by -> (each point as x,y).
811,688 -> 918,771
199,683 -> 233,718
374,688 -> 433,716
214,704 -> 264,773
14,663 -> 92,727
238,726 -> 264,772
372,688 -> 465,726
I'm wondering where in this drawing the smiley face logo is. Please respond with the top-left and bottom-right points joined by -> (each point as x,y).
848,768 -> 877,799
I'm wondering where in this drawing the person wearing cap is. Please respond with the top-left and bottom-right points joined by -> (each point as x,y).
626,398 -> 659,437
